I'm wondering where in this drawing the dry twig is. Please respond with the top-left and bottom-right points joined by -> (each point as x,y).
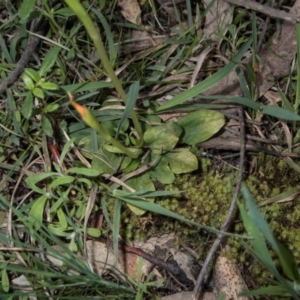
193,106 -> 246,299
0,20 -> 48,95
224,0 -> 300,23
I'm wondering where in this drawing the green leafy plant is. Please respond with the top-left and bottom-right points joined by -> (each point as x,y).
21,47 -> 61,136
21,47 -> 60,100
62,0 -> 228,218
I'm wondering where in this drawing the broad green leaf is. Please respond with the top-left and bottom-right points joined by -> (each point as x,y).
55,7 -> 76,16
22,92 -> 33,119
120,156 -> 132,171
26,172 -> 58,185
67,167 -> 101,176
21,73 -> 35,90
91,149 -> 122,175
87,227 -> 101,237
144,122 -> 182,152
115,80 -> 139,138
49,176 -> 75,188
155,36 -> 253,111
45,103 -> 59,113
19,0 -> 36,23
57,208 -> 68,229
1,268 -> 9,292
125,173 -> 155,215
69,239 -> 78,251
42,115 -> 53,136
67,48 -> 76,61
123,158 -> 140,173
24,68 -> 40,82
165,148 -> 198,174
33,87 -> 44,99
102,118 -> 129,136
177,110 -> 225,145
149,155 -> 175,184
77,178 -> 93,188
39,81 -> 59,90
39,47 -> 61,77
30,195 -> 47,229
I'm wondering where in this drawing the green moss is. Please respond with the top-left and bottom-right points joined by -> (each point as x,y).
100,152 -> 300,294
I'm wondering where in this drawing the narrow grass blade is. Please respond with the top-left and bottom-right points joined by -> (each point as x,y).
113,199 -> 121,268
260,105 -> 300,121
115,81 -> 140,139
241,185 -> 300,282
237,197 -> 279,276
91,8 -> 117,65
196,95 -> 260,110
0,34 -> 13,63
239,285 -> 295,297
155,36 -> 253,112
113,189 -> 249,238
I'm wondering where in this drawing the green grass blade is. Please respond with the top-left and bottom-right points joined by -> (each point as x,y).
0,33 -> 13,63
241,185 -> 300,283
236,67 -> 251,99
196,95 -> 260,110
260,105 -> 300,121
91,8 -> 117,65
239,285 -> 295,297
237,198 -> 278,276
154,36 -> 253,112
113,189 -> 249,238
113,199 -> 121,268
115,81 -> 140,139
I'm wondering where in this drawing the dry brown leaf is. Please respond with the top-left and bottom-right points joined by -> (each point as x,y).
203,0 -> 300,98
256,0 -> 300,98
118,0 -> 142,25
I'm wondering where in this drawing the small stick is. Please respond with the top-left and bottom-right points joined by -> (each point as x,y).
224,0 -> 300,23
0,20 -> 48,95
193,107 -> 246,299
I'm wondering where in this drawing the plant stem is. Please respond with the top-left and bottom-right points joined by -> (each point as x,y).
64,0 -> 143,141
